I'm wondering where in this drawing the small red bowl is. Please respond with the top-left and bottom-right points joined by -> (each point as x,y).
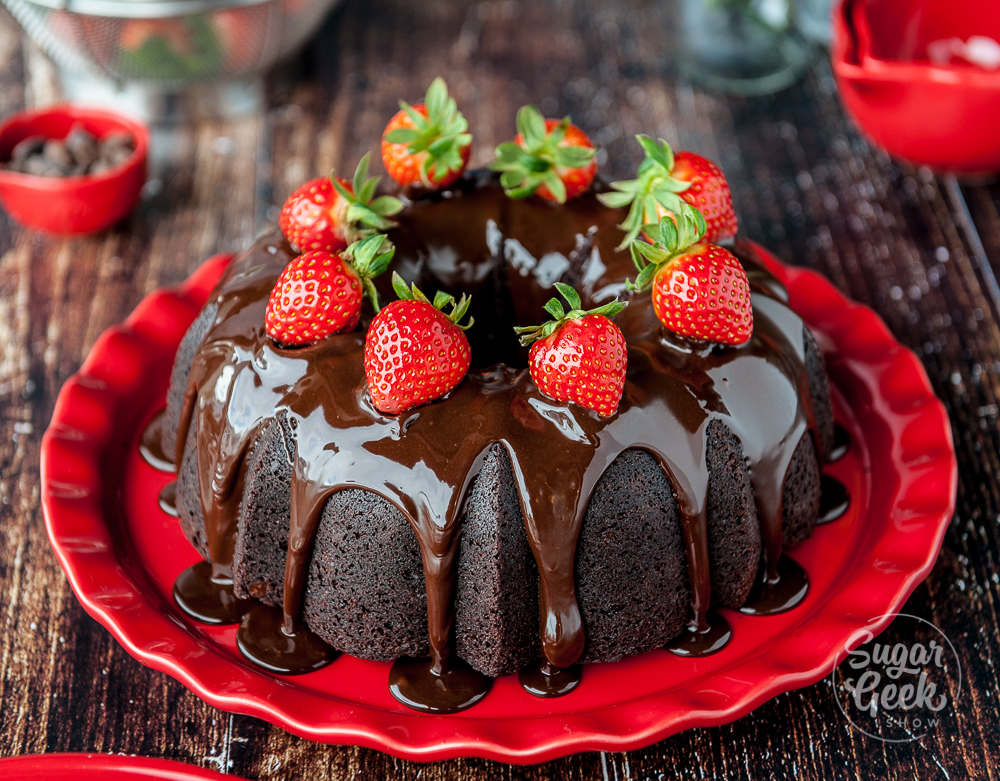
0,105 -> 148,235
848,0 -> 872,61
861,0 -> 1000,66
832,0 -> 1000,174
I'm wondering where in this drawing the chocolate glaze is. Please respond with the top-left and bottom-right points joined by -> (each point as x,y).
389,656 -> 492,713
818,475 -> 850,525
173,560 -> 253,624
739,555 -> 810,615
235,603 -> 337,674
158,481 -> 178,517
159,171 -> 836,711
829,423 -> 851,462
140,408 -> 175,472
664,611 -> 733,657
519,660 -> 582,697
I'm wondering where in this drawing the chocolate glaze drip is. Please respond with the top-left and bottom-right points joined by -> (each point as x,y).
829,423 -> 851,462
519,660 -> 582,697
236,603 -> 337,674
175,374 -> 253,579
163,172 -> 830,710
158,481 -> 178,517
739,555 -> 810,615
173,561 -> 253,624
664,611 -> 733,656
139,409 -> 174,472
389,656 -> 491,713
818,475 -> 850,525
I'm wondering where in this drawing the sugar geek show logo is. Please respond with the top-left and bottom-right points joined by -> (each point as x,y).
831,613 -> 961,743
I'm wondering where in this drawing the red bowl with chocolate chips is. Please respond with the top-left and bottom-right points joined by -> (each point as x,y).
0,105 -> 148,236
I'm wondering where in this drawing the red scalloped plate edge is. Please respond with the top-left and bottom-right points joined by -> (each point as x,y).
0,753 -> 240,780
41,247 -> 957,763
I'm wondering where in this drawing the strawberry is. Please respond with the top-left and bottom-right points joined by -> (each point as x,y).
265,234 -> 395,346
119,20 -> 192,54
364,272 -> 474,414
514,283 -> 628,417
214,9 -> 261,72
381,77 -> 472,188
279,153 -> 402,254
671,152 -> 737,240
628,205 -> 752,346
599,135 -> 738,247
491,106 -> 597,203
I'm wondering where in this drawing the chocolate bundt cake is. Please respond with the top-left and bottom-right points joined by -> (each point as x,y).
149,170 -> 836,711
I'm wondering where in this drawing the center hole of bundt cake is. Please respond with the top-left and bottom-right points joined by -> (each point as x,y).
458,283 -> 530,370
390,208 -> 586,370
425,262 -> 575,371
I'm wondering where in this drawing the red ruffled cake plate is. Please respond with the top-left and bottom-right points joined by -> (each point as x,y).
41,246 -> 956,762
0,754 -> 239,780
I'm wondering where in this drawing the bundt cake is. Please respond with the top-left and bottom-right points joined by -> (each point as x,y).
141,82 -> 845,713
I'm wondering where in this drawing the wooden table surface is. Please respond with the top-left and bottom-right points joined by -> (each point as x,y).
1,1 -> 998,778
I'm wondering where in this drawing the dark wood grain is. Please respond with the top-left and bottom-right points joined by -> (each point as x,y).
1,1 -> 998,778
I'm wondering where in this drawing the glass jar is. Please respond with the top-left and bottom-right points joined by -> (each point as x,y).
676,0 -> 816,96
795,0 -> 835,44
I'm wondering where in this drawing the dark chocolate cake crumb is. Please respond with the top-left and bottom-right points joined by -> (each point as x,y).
781,433 -> 821,548
455,445 -> 539,676
576,448 -> 690,663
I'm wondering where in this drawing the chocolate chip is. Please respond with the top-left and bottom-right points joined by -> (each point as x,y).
42,139 -> 73,171
106,145 -> 135,167
3,129 -> 135,177
11,135 -> 45,163
102,131 -> 135,153
24,156 -> 62,177
65,125 -> 99,168
87,160 -> 111,176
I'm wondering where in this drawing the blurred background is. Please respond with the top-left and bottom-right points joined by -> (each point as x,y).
0,0 -> 996,248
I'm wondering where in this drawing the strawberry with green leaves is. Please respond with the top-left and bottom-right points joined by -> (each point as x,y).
279,153 -> 402,254
491,106 -> 597,203
514,283 -> 628,418
628,205 -> 752,346
265,234 -> 395,346
381,77 -> 472,188
599,135 -> 738,248
364,272 -> 474,414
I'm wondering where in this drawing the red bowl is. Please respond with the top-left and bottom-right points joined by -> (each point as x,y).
861,0 -> 1000,65
837,0 -> 862,64
848,0 -> 872,61
0,105 -> 148,235
832,0 -> 1000,174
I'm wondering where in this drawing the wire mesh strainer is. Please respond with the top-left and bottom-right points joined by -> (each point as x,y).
3,0 -> 340,87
